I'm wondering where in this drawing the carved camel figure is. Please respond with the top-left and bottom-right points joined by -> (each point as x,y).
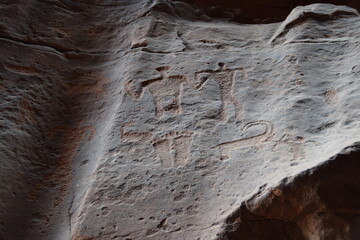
195,62 -> 245,121
125,66 -> 205,118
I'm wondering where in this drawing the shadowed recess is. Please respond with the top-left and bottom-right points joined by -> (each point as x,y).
220,144 -> 360,240
176,0 -> 360,23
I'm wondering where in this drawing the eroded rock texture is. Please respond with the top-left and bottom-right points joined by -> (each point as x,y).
0,1 -> 359,240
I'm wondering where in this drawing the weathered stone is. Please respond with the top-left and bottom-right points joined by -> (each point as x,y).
0,1 -> 359,240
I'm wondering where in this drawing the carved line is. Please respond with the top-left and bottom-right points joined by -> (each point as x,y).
151,131 -> 193,144
217,121 -> 274,160
121,122 -> 153,142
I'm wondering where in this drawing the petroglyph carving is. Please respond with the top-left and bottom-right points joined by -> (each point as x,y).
352,65 -> 360,74
324,87 -> 338,105
71,235 -> 94,240
152,131 -> 193,168
125,66 -> 204,118
195,62 -> 245,121
217,120 -> 316,161
28,122 -> 96,206
67,72 -> 107,99
120,122 -> 193,168
152,139 -> 173,168
16,100 -> 36,126
272,134 -> 317,161
125,63 -> 245,120
121,122 -> 153,142
217,121 -> 274,160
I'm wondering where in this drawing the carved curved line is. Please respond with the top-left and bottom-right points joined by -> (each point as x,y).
218,121 -> 274,148
193,67 -> 246,89
156,66 -> 171,72
243,121 -> 274,138
124,79 -> 143,100
191,73 -> 210,90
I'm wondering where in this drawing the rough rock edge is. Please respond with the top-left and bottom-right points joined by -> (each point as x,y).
217,142 -> 360,239
270,3 -> 360,45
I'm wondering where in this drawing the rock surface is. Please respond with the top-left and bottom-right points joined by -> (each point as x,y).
0,1 -> 360,240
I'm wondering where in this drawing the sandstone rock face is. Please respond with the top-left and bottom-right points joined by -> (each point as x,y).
0,1 -> 359,240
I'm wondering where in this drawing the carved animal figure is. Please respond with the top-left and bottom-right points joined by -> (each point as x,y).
195,62 -> 245,121
121,122 -> 193,168
218,121 -> 274,160
151,131 -> 193,168
121,121 -> 153,142
125,66 -> 204,118
272,134 -> 317,161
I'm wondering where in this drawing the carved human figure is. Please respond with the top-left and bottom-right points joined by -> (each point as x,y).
125,66 -> 204,118
217,121 -> 274,160
195,62 -> 245,121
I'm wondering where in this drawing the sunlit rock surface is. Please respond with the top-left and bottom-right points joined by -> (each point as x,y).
0,1 -> 359,239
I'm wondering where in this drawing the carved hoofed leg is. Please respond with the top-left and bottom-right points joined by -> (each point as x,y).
152,94 -> 164,118
231,95 -> 244,120
173,135 -> 192,167
218,145 -> 230,161
163,89 -> 182,115
153,139 -> 173,168
219,95 -> 228,121
173,88 -> 182,115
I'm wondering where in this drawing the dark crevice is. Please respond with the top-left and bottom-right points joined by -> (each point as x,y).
175,0 -> 360,23
0,35 -> 112,57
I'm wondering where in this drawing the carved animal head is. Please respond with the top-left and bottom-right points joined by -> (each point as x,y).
124,79 -> 143,99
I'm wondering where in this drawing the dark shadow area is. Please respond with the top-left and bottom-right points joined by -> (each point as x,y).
219,143 -> 360,239
176,0 -> 360,23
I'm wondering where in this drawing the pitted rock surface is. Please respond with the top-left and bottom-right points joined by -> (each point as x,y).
0,1 -> 360,240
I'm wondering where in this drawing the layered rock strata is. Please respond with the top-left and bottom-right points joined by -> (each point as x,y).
0,1 -> 359,239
